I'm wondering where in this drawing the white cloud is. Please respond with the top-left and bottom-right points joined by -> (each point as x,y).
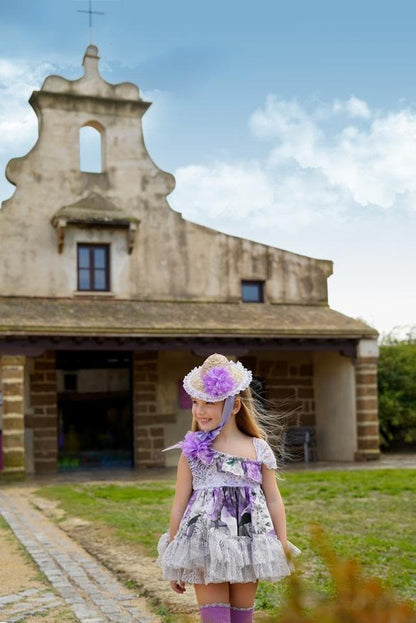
0,59 -> 54,142
333,96 -> 371,119
170,95 -> 416,335
171,95 -> 416,237
250,95 -> 416,210
174,162 -> 274,219
173,161 -> 347,236
249,97 -> 321,163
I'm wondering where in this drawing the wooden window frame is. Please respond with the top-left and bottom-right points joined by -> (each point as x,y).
77,243 -> 110,292
241,280 -> 264,303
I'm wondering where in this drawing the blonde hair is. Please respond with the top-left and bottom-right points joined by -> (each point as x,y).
191,386 -> 283,442
235,387 -> 267,439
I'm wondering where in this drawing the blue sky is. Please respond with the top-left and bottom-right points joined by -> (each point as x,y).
0,0 -> 415,338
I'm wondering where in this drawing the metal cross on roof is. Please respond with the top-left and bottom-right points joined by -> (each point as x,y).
77,0 -> 104,43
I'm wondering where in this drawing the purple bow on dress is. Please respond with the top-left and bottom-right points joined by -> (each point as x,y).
179,430 -> 218,464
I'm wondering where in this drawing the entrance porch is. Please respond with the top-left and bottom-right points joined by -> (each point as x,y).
0,336 -> 380,477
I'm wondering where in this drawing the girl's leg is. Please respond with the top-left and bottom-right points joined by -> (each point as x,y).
194,583 -> 230,623
229,582 -> 257,623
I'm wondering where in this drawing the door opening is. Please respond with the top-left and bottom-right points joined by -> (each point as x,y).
56,351 -> 133,469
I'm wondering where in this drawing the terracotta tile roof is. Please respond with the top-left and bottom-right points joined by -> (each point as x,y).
0,296 -> 377,339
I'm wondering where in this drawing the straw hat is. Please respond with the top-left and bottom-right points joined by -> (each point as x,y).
183,353 -> 252,402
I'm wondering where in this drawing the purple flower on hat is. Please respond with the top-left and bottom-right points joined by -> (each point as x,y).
202,366 -> 236,398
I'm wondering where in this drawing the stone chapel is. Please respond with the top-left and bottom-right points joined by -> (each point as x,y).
0,46 -> 380,476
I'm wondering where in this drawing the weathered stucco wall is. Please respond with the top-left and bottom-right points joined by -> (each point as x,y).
0,45 -> 332,304
313,351 -> 357,461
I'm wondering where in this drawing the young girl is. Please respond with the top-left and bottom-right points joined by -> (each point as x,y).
157,354 -> 300,623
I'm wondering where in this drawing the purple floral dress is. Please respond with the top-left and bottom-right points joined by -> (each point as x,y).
157,437 -> 300,584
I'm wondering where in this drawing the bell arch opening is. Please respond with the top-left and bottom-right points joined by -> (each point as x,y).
79,121 -> 105,173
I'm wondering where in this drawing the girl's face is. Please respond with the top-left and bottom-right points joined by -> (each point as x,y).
192,398 -> 224,431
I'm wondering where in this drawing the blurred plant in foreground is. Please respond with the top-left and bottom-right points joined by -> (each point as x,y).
280,526 -> 415,623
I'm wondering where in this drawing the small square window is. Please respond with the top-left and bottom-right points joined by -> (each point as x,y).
77,244 -> 110,291
242,280 -> 264,303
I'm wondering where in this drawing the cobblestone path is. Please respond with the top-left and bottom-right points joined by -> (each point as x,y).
0,490 -> 159,623
0,587 -> 68,623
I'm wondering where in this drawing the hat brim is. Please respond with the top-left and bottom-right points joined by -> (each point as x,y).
183,361 -> 252,402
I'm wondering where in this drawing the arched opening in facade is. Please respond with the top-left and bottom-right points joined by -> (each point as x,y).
79,122 -> 105,173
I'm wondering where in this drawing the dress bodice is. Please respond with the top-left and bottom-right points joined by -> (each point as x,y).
187,437 -> 277,490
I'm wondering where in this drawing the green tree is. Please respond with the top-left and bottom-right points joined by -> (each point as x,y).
378,329 -> 416,448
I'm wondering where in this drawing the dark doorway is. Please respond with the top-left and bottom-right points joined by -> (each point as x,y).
56,351 -> 133,469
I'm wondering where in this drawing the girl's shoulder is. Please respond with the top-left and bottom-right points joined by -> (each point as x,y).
212,432 -> 257,461
253,437 -> 278,470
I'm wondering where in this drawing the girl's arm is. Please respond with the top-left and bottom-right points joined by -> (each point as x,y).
169,452 -> 193,541
262,465 -> 288,550
168,453 -> 193,595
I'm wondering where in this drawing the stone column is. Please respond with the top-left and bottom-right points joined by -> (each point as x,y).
0,355 -> 26,475
30,351 -> 58,474
133,352 -> 165,468
355,339 -> 380,461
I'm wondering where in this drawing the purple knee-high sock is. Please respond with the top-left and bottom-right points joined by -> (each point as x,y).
230,606 -> 254,623
199,603 -> 231,623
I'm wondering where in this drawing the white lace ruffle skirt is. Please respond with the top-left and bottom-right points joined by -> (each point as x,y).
157,486 -> 300,584
157,530 -> 300,584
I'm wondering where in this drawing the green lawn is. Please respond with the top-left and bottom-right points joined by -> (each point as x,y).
36,469 -> 416,611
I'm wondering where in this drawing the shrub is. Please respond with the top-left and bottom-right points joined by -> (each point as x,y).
378,332 -> 416,448
280,526 -> 415,623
